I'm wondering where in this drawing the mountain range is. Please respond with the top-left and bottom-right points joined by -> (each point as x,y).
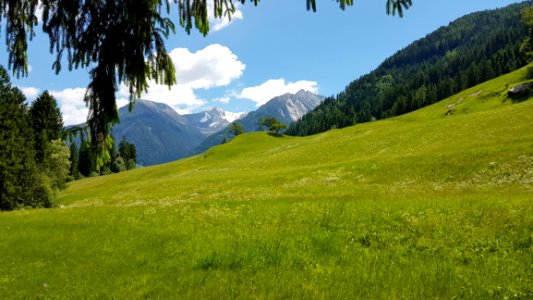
183,108 -> 247,137
194,90 -> 324,154
113,90 -> 323,166
112,100 -> 205,166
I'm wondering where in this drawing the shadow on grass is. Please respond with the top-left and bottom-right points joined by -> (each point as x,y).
267,132 -> 285,137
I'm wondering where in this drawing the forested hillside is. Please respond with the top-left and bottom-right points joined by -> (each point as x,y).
287,2 -> 528,136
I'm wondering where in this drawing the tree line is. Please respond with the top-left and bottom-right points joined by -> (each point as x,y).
0,66 -> 68,210
69,135 -> 137,179
287,2 -> 530,137
0,66 -> 137,210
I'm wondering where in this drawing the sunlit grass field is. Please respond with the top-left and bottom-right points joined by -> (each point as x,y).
1,66 -> 532,299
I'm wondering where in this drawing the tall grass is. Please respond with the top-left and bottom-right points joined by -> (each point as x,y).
0,66 -> 532,299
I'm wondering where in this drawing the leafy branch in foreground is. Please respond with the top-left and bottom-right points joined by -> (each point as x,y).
0,0 -> 412,169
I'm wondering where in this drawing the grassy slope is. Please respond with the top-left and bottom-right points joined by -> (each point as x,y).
1,66 -> 533,299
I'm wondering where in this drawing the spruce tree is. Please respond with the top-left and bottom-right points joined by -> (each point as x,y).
69,142 -> 79,179
46,139 -> 71,191
0,66 -> 51,210
118,136 -> 137,170
29,91 -> 64,165
78,141 -> 94,177
521,5 -> 533,62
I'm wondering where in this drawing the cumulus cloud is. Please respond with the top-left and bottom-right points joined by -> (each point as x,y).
19,86 -> 40,100
118,82 -> 206,115
17,85 -> 87,125
169,44 -> 245,89
21,43 -> 245,123
131,43 -> 245,114
214,96 -> 231,104
50,88 -> 88,126
238,79 -> 319,106
208,1 -> 243,32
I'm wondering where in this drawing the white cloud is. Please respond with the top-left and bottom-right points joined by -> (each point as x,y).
19,86 -> 40,100
137,83 -> 206,114
50,88 -> 88,126
214,96 -> 231,104
115,84 -> 133,109
208,1 -> 243,32
238,79 -> 319,106
16,86 -> 88,125
128,43 -> 245,114
169,44 -> 245,89
116,98 -> 130,109
23,43 -> 245,123
33,1 -> 44,23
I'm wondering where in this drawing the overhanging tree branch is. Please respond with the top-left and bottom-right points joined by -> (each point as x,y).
0,0 -> 412,169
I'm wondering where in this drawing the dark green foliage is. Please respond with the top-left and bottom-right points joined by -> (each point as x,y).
0,66 -> 51,210
386,0 -> 412,17
29,91 -> 63,165
78,141 -> 94,177
270,122 -> 288,136
287,3 -> 529,137
259,117 -> 287,136
229,122 -> 244,137
112,156 -> 127,173
69,135 -> 136,179
0,0 -> 410,169
305,0 -> 411,15
69,142 -> 79,179
258,117 -> 278,131
118,136 -> 137,170
221,122 -> 244,145
520,5 -> 533,61
106,135 -> 118,173
45,139 -> 71,191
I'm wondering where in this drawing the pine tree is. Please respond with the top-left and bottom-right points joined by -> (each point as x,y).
118,136 -> 137,170
46,139 -> 71,191
520,5 -> 533,61
29,91 -> 64,165
69,142 -> 79,179
0,66 -> 51,210
78,141 -> 94,177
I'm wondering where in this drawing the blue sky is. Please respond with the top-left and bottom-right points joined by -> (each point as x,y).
1,0 -> 523,125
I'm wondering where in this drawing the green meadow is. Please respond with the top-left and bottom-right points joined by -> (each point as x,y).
1,66 -> 532,299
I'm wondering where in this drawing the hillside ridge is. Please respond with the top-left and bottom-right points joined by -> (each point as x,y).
59,64 -> 533,207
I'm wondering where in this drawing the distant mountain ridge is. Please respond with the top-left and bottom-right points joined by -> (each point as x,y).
184,108 -> 247,137
112,100 -> 205,166
194,90 -> 324,154
238,89 -> 324,130
98,91 -> 323,166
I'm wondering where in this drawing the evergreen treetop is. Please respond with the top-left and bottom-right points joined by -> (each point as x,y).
29,91 -> 64,164
0,66 -> 51,210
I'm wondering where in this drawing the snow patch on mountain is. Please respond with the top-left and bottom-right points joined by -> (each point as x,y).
184,107 -> 247,137
222,110 -> 247,123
